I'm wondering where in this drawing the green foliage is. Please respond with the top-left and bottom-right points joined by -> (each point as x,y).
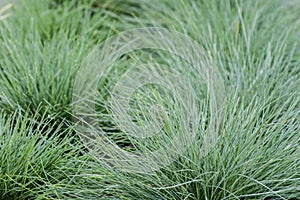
0,109 -> 82,199
0,0 -> 299,199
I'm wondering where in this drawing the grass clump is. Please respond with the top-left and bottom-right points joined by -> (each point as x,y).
0,0 -> 299,199
0,109 -> 83,199
0,0 -> 110,120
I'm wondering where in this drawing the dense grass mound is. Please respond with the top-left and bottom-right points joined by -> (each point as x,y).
0,0 -> 299,199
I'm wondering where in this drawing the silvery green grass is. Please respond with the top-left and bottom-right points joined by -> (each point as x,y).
0,0 -> 299,199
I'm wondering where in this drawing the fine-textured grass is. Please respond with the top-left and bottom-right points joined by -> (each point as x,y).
0,109 -> 84,199
0,0 -> 299,199
0,0 -> 110,120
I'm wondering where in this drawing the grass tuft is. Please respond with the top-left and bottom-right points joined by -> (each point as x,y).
0,0 -> 299,199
